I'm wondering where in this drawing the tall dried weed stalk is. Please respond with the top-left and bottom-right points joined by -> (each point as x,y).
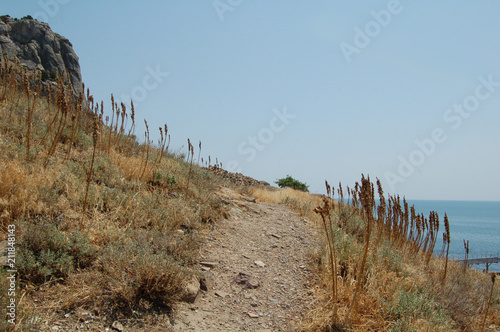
344,175 -> 373,326
185,138 -> 195,192
24,73 -> 32,161
442,213 -> 451,284
313,181 -> 338,321
140,119 -> 150,180
83,113 -> 99,211
482,273 -> 496,331
463,239 -> 470,274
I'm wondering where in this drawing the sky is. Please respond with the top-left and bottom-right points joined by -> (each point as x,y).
2,1 -> 500,201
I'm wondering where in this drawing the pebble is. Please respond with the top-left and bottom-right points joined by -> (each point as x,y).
200,261 -> 218,268
215,291 -> 230,298
254,260 -> 266,267
247,279 -> 260,288
247,311 -> 259,318
111,321 -> 124,331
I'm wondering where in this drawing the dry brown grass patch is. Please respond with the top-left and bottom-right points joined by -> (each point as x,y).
250,186 -> 325,221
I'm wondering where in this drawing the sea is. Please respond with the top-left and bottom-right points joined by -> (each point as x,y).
407,200 -> 500,272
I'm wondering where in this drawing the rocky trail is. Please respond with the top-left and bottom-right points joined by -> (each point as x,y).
172,187 -> 320,331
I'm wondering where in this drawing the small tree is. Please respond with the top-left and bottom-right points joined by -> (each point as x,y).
275,175 -> 309,192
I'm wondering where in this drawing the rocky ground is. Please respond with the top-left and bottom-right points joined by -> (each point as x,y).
172,187 -> 319,331
205,166 -> 271,187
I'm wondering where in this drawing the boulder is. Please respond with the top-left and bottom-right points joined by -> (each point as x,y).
0,15 -> 83,96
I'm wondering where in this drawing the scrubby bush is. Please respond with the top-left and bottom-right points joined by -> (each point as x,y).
96,230 -> 186,308
275,175 -> 309,192
383,288 -> 453,330
17,220 -> 97,283
41,69 -> 57,81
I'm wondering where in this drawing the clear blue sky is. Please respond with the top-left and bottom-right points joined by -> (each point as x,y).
3,1 -> 500,200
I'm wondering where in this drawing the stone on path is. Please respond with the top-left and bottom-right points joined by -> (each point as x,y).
200,261 -> 218,268
234,272 -> 260,289
247,311 -> 259,318
180,275 -> 200,303
215,290 -> 230,298
254,260 -> 265,267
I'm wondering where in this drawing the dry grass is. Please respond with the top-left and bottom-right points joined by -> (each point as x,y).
0,57 -> 227,330
250,186 -> 325,221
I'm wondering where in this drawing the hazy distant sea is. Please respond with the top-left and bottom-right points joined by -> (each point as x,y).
408,200 -> 500,272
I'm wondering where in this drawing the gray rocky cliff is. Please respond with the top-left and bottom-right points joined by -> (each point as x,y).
0,15 -> 82,95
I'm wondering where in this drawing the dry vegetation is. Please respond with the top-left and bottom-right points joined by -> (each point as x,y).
251,178 -> 500,331
0,57 -> 227,331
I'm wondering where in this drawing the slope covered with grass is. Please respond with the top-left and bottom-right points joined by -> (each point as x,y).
0,57 -> 228,331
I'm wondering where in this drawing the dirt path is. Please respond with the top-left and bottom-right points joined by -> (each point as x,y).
172,188 -> 320,331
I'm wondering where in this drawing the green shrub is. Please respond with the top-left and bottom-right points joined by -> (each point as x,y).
148,172 -> 176,188
384,289 -> 453,330
17,220 -> 97,283
41,69 -> 57,81
93,156 -> 120,187
275,175 -> 309,192
378,243 -> 404,274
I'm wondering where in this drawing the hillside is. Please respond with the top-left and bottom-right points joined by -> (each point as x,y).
0,17 -> 499,331
0,42 -> 230,330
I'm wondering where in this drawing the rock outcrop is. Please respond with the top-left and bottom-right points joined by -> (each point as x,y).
0,15 -> 82,96
207,166 -> 270,187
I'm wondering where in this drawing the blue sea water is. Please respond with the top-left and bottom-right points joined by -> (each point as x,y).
407,200 -> 500,272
